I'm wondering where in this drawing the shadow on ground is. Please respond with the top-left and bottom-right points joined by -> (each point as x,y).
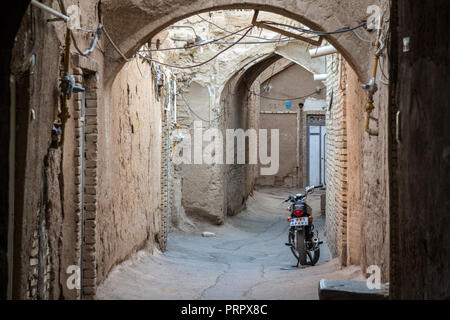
96,188 -> 365,300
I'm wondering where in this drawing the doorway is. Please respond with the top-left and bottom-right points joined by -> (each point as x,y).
307,115 -> 326,186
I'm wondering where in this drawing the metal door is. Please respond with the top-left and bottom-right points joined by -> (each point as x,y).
307,116 -> 326,186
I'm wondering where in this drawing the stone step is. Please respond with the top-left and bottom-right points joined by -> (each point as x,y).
318,279 -> 389,300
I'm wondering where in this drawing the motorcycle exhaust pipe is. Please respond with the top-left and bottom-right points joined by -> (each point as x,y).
313,238 -> 323,245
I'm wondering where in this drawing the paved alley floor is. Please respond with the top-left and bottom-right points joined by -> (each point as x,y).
96,188 -> 365,300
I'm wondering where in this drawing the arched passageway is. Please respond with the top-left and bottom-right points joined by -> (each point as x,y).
3,0 -> 449,302
101,0 -> 377,84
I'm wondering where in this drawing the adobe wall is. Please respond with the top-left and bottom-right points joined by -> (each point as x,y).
257,62 -> 325,188
10,0 -> 105,299
346,59 -> 390,282
5,0 -> 392,300
101,0 -> 383,84
158,11 -> 325,227
325,52 -> 390,282
96,57 -> 164,284
9,0 -> 166,299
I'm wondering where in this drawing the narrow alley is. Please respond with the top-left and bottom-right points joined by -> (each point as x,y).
97,189 -> 364,300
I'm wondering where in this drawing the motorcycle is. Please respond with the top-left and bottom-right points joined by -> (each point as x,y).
284,185 -> 324,267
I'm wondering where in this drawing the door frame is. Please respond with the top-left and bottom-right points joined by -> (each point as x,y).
306,114 -> 326,186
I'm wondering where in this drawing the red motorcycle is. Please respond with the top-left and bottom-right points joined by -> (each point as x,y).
284,185 -> 323,266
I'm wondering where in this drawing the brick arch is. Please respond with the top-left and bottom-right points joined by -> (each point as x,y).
102,0 -> 378,85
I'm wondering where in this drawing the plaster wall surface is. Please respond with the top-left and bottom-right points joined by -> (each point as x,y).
101,0 -> 382,83
5,0 -> 393,299
10,0 -> 105,299
96,58 -> 163,284
156,11 -> 326,227
257,62 -> 325,187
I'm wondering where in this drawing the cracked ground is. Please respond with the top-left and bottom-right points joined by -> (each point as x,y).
96,188 -> 365,299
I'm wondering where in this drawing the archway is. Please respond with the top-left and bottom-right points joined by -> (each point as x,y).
101,0 -> 377,85
6,0 -> 387,300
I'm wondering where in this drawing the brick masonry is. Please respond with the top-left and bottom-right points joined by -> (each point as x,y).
325,53 -> 348,265
73,57 -> 99,300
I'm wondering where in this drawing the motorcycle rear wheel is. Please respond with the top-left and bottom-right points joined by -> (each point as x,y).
307,248 -> 320,266
295,230 -> 308,265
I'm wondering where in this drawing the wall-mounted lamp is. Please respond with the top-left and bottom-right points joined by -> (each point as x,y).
168,25 -> 205,45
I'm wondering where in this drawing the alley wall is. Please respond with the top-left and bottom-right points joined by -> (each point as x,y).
257,62 -> 325,188
325,52 -> 390,282
96,57 -> 164,284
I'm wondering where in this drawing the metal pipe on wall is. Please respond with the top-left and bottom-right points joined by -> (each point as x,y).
313,74 -> 329,81
7,75 -> 16,300
309,45 -> 338,59
30,0 -> 69,21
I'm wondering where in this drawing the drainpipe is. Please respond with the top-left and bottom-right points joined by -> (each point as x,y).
7,75 -> 16,300
313,74 -> 329,81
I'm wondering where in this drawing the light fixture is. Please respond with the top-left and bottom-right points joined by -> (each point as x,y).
168,25 -> 205,45
194,35 -> 205,45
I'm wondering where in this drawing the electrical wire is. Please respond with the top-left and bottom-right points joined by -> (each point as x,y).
179,91 -> 228,125
138,26 -> 254,69
168,37 -> 302,45
71,24 -> 103,56
196,13 -> 291,41
141,25 -> 256,52
245,81 -> 325,101
103,24 -> 132,62
58,0 -> 101,56
135,57 -> 152,79
351,29 -> 373,43
260,21 -> 368,35
261,35 -> 282,92
150,19 -> 366,52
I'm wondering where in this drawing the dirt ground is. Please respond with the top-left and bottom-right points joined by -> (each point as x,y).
96,188 -> 366,300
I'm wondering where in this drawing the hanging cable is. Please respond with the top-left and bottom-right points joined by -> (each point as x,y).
135,57 -> 152,79
178,88 -> 231,129
57,0 -> 101,56
166,36 -> 303,46
71,24 -> 103,56
103,24 -> 132,62
244,80 -> 324,101
141,25 -> 256,52
196,13 -> 290,41
260,21 -> 368,36
351,29 -> 373,43
179,91 -> 226,124
137,26 -> 254,69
